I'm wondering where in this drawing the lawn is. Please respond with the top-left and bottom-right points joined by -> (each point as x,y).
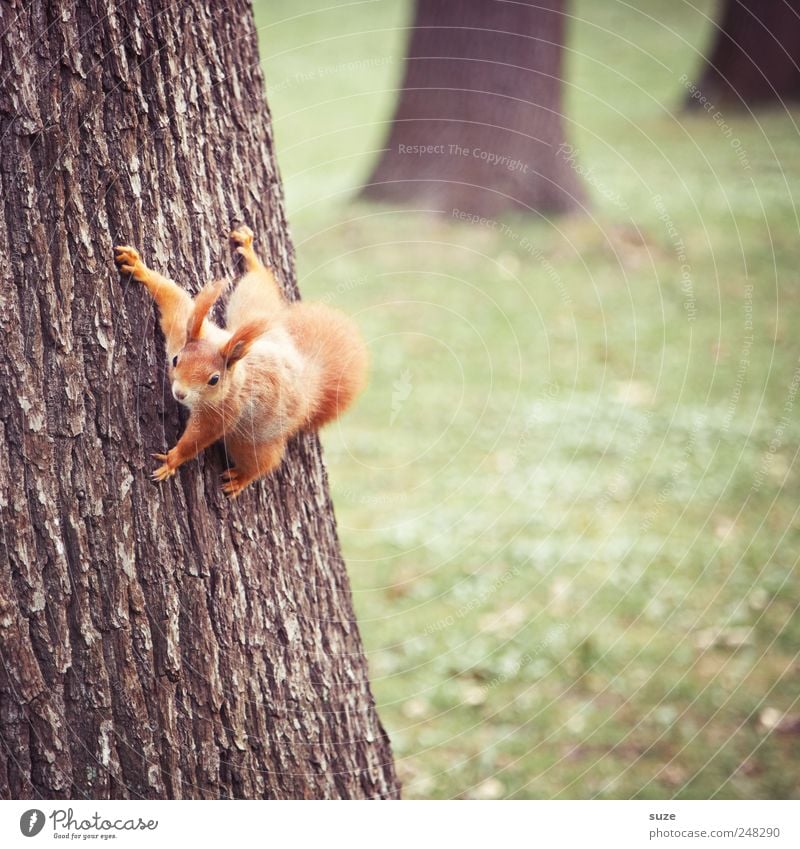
251,0 -> 800,799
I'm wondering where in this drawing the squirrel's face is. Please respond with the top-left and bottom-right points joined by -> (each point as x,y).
170,340 -> 228,409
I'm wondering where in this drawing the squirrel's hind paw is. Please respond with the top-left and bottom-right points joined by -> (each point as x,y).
220,469 -> 248,498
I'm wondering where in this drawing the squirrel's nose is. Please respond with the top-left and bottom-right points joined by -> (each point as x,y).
173,388 -> 187,401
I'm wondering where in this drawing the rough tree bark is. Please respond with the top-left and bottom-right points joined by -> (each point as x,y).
0,0 -> 398,799
360,0 -> 585,217
686,0 -> 800,109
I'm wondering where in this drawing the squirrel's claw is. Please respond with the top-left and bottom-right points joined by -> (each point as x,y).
229,226 -> 254,248
115,246 -> 145,280
151,452 -> 176,482
221,469 -> 246,498
114,245 -> 141,266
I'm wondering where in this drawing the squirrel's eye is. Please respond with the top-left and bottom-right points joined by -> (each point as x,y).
172,355 -> 178,367
208,374 -> 220,386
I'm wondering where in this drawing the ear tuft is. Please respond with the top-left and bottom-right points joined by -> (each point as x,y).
187,280 -> 226,340
221,320 -> 269,367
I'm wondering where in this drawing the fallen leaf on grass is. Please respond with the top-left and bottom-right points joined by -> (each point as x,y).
694,627 -> 753,651
759,707 -> 800,734
471,777 -> 504,799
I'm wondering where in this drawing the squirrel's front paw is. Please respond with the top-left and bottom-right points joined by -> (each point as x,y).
230,225 -> 254,249
114,245 -> 142,276
151,452 -> 177,483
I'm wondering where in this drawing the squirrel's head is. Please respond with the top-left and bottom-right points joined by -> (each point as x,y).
169,281 -> 267,409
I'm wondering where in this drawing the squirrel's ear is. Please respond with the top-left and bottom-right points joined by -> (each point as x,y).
221,320 -> 268,367
187,280 -> 225,340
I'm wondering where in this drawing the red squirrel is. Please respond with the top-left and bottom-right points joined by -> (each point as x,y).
114,225 -> 367,497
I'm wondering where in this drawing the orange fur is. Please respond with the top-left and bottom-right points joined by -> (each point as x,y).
187,279 -> 225,340
220,319 -> 270,366
286,303 -> 369,430
115,225 -> 368,497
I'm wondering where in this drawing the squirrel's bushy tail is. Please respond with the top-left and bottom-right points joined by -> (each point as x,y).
287,302 -> 368,430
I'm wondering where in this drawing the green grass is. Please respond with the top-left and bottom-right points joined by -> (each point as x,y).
252,0 -> 800,799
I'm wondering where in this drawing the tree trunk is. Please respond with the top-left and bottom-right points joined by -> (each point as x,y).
686,0 -> 800,109
0,0 -> 398,800
360,0 -> 585,217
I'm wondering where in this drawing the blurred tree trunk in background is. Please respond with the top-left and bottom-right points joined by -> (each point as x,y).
687,0 -> 800,109
0,0 -> 397,800
360,0 -> 585,217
